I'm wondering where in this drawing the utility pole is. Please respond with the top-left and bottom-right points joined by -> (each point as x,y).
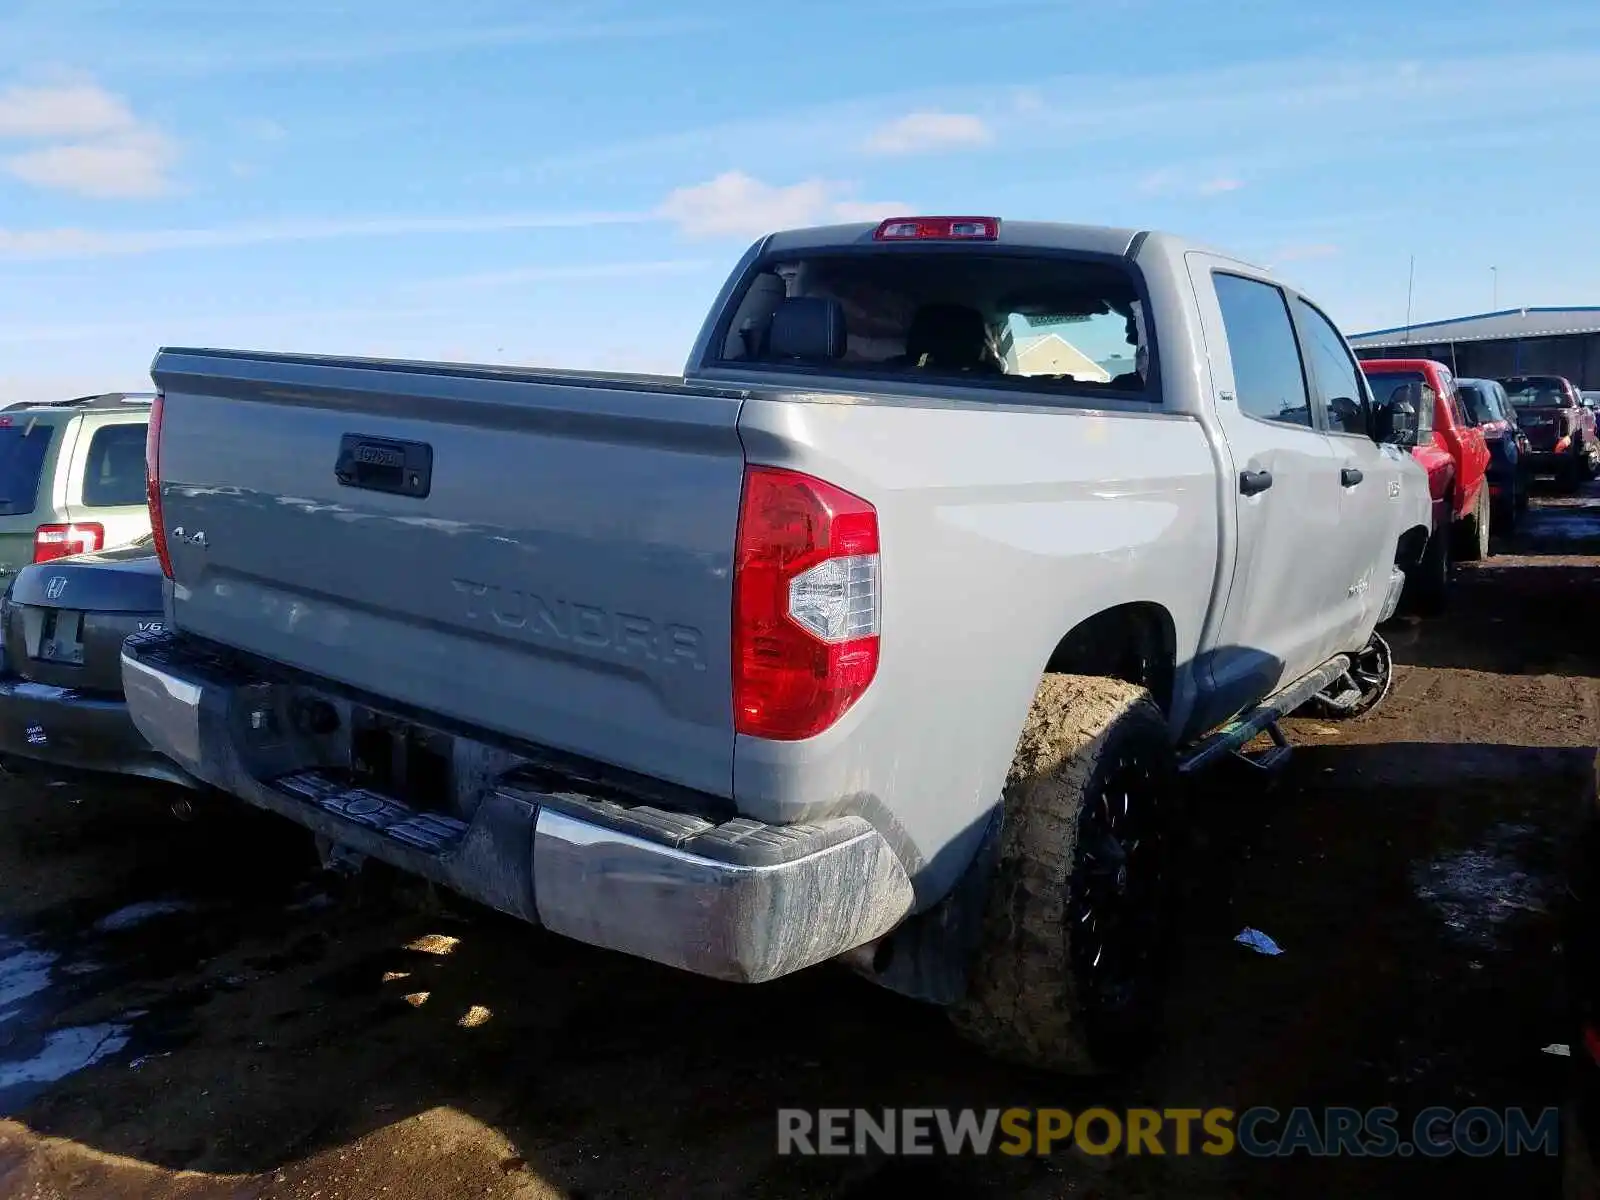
1404,255 -> 1415,344
1492,266 -> 1499,310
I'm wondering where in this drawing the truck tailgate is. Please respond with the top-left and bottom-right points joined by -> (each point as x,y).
151,350 -> 747,797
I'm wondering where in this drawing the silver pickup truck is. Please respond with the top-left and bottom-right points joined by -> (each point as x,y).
124,216 -> 1430,1072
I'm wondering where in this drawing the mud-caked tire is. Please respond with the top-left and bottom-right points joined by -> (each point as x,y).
949,674 -> 1180,1074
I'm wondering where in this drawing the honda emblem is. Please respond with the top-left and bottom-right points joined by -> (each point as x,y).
45,576 -> 67,600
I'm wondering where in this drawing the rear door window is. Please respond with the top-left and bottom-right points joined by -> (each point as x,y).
0,422 -> 57,516
1212,273 -> 1312,428
81,422 -> 149,508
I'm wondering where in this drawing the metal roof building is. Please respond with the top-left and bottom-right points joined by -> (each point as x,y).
1347,307 -> 1600,388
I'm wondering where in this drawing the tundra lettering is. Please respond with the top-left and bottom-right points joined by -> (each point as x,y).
450,577 -> 706,670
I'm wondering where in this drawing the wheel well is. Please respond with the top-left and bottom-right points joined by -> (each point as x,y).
1396,524 -> 1430,570
1043,603 -> 1176,714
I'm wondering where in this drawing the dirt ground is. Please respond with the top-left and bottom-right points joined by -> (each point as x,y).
4,490 -> 1600,1199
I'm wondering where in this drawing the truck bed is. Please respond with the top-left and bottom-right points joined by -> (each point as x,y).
150,349 -> 750,798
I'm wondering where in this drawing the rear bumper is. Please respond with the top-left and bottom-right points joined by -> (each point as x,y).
1525,449 -> 1579,474
0,673 -> 200,787
121,632 -> 914,983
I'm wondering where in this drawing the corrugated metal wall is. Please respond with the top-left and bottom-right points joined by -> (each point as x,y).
1353,332 -> 1600,388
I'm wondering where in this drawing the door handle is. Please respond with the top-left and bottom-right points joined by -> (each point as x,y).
1239,469 -> 1274,496
1341,466 -> 1364,487
334,434 -> 433,498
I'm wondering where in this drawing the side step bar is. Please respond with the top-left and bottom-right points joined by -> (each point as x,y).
1177,654 -> 1351,776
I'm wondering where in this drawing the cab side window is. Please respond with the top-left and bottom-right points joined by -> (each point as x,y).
1213,273 -> 1312,428
1292,298 -> 1368,436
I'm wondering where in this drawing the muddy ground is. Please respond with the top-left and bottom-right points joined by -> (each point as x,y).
4,491 -> 1600,1199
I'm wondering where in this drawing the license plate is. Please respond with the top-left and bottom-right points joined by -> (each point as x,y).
37,610 -> 84,665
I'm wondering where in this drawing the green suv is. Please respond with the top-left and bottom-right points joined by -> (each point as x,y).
0,392 -> 154,581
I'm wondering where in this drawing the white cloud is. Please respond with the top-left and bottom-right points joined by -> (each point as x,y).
0,77 -> 178,198
523,48 -> 1600,199
1138,169 -> 1245,199
0,209 -> 650,260
6,127 -> 178,198
0,81 -> 134,139
659,171 -> 905,239
861,111 -> 992,155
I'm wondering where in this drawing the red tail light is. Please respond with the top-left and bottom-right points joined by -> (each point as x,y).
33,523 -> 104,563
146,391 -> 172,579
733,466 -> 881,740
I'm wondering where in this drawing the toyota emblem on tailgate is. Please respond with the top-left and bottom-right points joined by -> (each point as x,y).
45,576 -> 66,600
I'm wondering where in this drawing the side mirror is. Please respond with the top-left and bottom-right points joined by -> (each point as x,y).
1372,385 -> 1419,447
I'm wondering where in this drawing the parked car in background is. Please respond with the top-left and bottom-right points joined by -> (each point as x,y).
123,216 -> 1431,1075
0,392 -> 155,582
1362,358 -> 1492,613
1502,374 -> 1596,491
0,536 -> 194,786
1457,377 -> 1530,531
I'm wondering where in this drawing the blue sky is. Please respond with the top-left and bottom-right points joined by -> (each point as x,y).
1,0 -> 1596,401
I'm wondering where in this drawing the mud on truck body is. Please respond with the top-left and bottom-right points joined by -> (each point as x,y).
124,216 -> 1432,1072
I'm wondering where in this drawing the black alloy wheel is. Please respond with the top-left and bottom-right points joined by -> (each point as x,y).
1067,744 -> 1175,1063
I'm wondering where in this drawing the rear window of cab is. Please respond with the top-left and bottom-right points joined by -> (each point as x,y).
713,247 -> 1156,402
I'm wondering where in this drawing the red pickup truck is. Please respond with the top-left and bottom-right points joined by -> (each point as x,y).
1502,374 -> 1598,492
1362,358 -> 1492,613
